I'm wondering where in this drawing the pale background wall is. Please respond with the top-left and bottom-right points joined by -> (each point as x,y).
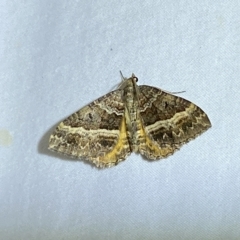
1,0 -> 240,239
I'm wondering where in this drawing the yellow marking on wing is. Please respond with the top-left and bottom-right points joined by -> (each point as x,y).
99,117 -> 129,163
145,135 -> 174,157
138,120 -> 175,158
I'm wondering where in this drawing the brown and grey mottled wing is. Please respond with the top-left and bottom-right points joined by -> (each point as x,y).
49,90 -> 131,168
137,85 -> 211,159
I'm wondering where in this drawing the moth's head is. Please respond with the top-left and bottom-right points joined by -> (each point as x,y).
118,71 -> 138,89
131,73 -> 138,83
119,71 -> 138,82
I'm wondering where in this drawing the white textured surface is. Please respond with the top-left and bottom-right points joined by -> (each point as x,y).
1,1 -> 240,239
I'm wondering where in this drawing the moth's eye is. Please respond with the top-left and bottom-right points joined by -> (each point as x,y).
133,77 -> 138,82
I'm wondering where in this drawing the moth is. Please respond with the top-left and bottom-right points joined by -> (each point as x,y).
49,73 -> 211,168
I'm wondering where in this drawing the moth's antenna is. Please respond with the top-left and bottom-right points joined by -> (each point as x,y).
119,71 -> 125,81
162,89 -> 186,95
171,90 -> 186,94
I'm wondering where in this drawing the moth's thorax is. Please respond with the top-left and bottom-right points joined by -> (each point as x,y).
123,78 -> 138,109
123,77 -> 141,152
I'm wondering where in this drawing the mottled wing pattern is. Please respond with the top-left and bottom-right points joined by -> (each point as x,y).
137,85 -> 211,159
49,90 -> 131,167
